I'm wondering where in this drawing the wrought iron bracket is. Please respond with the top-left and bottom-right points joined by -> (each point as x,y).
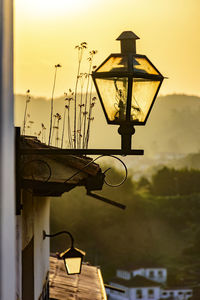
20,148 -> 144,156
15,124 -> 143,214
86,191 -> 126,210
20,124 -> 143,156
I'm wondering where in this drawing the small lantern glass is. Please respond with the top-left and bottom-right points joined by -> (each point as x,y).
59,247 -> 85,275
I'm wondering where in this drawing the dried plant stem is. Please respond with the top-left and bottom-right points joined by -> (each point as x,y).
74,43 -> 87,149
82,70 -> 92,148
61,107 -> 66,148
85,84 -> 94,149
73,62 -> 81,149
82,50 -> 97,148
42,130 -> 46,143
77,75 -> 86,148
48,68 -> 57,145
67,108 -> 72,148
51,116 -> 56,146
48,64 -> 61,145
22,101 -> 28,136
55,122 -> 59,147
22,90 -> 30,136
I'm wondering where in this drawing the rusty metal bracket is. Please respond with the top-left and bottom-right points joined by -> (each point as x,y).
86,191 -> 126,210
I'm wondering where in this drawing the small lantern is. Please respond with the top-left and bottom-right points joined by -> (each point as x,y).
92,31 -> 164,152
43,230 -> 85,275
59,247 -> 85,275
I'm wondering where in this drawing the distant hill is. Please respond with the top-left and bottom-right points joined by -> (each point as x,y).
15,93 -> 200,155
136,94 -> 200,156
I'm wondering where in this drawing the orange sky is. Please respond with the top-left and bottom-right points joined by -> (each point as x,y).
14,0 -> 200,97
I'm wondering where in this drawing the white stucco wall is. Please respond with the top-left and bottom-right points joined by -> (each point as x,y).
160,288 -> 193,299
107,283 -> 129,300
132,268 -> 145,277
34,196 -> 50,300
16,216 -> 22,299
108,285 -> 161,300
19,191 -> 50,300
0,0 -> 15,299
132,268 -> 167,284
108,291 -> 129,300
117,270 -> 131,280
145,268 -> 167,283
129,286 -> 160,300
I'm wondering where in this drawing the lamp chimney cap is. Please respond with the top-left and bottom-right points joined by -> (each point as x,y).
116,31 -> 140,41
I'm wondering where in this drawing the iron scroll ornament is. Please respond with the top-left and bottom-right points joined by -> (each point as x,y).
21,155 -> 128,209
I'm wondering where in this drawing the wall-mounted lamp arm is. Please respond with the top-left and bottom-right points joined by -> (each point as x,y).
43,230 -> 74,248
86,191 -> 126,210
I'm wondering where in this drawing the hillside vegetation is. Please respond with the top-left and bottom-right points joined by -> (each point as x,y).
51,166 -> 200,284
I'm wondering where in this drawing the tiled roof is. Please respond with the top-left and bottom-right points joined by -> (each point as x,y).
49,255 -> 107,300
117,264 -> 166,271
110,275 -> 162,288
163,287 -> 193,290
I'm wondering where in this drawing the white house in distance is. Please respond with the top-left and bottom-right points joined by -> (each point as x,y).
106,267 -> 193,300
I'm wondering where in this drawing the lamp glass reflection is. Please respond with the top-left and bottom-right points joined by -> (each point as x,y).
60,247 -> 85,275
95,77 -> 128,122
97,56 -> 128,73
133,57 -> 159,75
131,79 -> 160,122
64,257 -> 82,275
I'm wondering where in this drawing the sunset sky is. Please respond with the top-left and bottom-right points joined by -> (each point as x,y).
14,0 -> 200,98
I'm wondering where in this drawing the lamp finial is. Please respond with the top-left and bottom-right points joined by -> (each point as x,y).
116,31 -> 140,54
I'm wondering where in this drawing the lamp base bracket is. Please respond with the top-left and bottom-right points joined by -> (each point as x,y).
21,148 -> 144,156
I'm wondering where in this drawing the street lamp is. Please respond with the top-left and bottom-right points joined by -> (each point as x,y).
92,31 -> 164,153
43,230 -> 85,275
19,31 -> 164,157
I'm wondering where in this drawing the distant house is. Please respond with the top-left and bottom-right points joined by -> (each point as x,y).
116,268 -> 167,284
106,267 -> 192,300
160,288 -> 192,299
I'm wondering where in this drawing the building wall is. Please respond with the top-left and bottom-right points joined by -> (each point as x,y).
108,291 -> 129,300
108,285 -> 161,300
117,268 -> 167,284
131,269 -> 145,277
117,270 -> 132,280
132,268 -> 167,284
107,283 -> 129,300
160,288 -> 193,299
129,286 -> 160,300
17,191 -> 50,300
16,216 -> 22,299
34,196 -> 49,300
0,0 -> 15,299
108,269 -> 192,300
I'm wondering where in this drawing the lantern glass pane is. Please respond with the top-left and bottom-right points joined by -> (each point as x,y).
131,79 -> 160,122
65,257 -> 81,274
97,56 -> 128,73
133,58 -> 159,75
96,77 -> 128,122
